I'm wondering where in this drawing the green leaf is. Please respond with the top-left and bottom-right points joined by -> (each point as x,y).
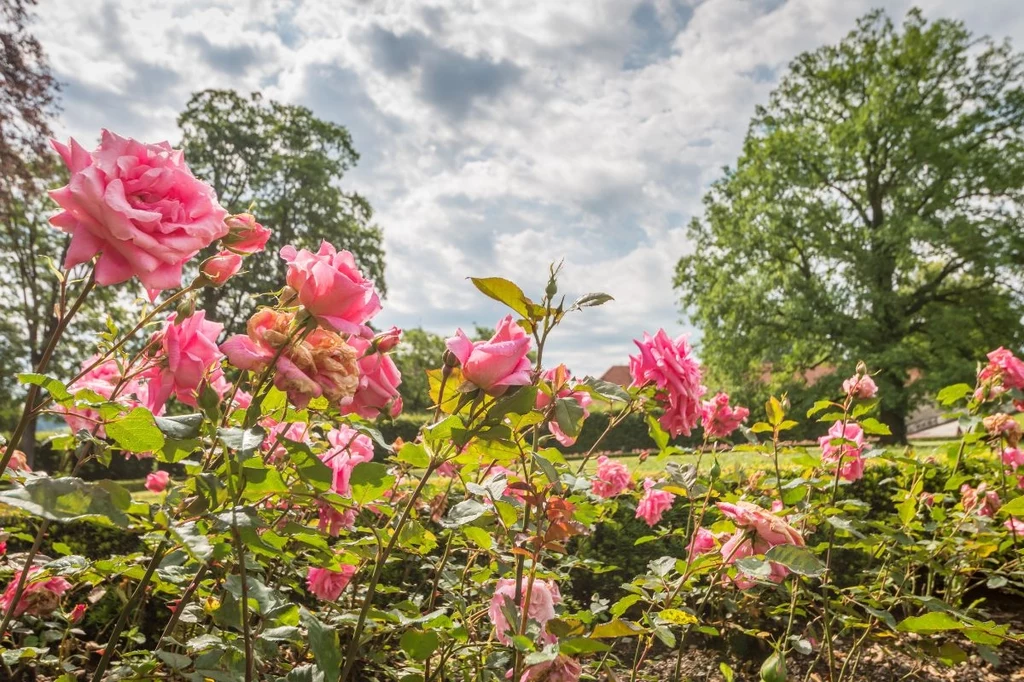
720,662 -> 735,682
646,414 -> 669,450
765,397 -> 784,427
936,383 -> 972,406
806,400 -> 833,418
171,521 -> 213,560
462,526 -> 492,550
218,426 -> 266,460
859,417 -> 892,436
301,609 -> 341,678
399,629 -> 439,661
559,637 -> 611,655
107,407 -> 165,453
572,292 -> 614,308
750,422 -> 774,434
397,443 -> 431,468
764,545 -> 825,577
591,618 -> 644,638
734,556 -> 772,579
999,496 -> 1024,516
349,462 -> 394,504
760,652 -> 787,682
610,594 -> 642,618
0,477 -> 129,526
897,612 -> 964,634
155,413 -> 204,440
155,650 -> 191,670
581,377 -> 630,403
553,397 -> 585,439
469,277 -> 534,318
19,373 -> 72,401
442,500 -> 488,528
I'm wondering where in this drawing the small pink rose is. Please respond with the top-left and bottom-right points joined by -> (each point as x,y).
222,213 -> 270,254
200,251 -> 243,286
306,565 -> 357,601
445,315 -> 532,395
69,603 -> 87,624
145,470 -> 170,493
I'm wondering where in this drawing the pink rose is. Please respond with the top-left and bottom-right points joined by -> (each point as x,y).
69,603 -> 87,624
261,419 -> 310,463
700,392 -> 750,439
222,309 -> 360,410
374,326 -> 402,353
717,501 -> 803,588
629,330 -> 704,437
59,355 -> 146,437
446,315 -> 532,395
146,470 -> 170,493
818,421 -> 866,482
320,425 -> 375,497
842,373 -> 878,400
1003,447 -> 1024,471
0,568 -> 72,617
280,241 -> 381,336
2,447 -> 30,472
977,348 -> 1024,402
636,478 -> 675,527
960,483 -> 1001,517
343,336 -> 403,419
519,655 -> 582,682
536,365 -> 592,446
222,213 -> 270,255
591,455 -> 631,498
488,578 -> 560,645
200,251 -> 243,286
306,565 -> 357,601
1006,517 -> 1024,536
317,503 -> 358,537
983,413 -> 1022,447
717,501 -> 804,547
143,312 -> 224,411
688,527 -> 717,559
49,131 -> 228,294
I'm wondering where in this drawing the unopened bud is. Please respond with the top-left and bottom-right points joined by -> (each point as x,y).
175,297 -> 196,319
443,349 -> 460,368
222,213 -> 271,255
374,326 -> 402,353
199,251 -> 242,287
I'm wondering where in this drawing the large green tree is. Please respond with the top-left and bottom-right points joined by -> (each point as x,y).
676,9 -> 1024,442
179,89 -> 386,334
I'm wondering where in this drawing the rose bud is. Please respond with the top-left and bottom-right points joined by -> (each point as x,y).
200,251 -> 243,286
223,213 -> 270,255
374,326 -> 402,353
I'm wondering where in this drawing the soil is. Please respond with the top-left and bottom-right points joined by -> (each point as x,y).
635,609 -> 1024,682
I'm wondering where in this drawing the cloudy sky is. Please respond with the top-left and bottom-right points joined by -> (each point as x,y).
32,0 -> 1024,377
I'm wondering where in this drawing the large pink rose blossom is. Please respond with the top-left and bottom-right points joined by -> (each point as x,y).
280,241 -> 381,336
0,567 -> 72,617
519,655 -> 582,682
320,426 -> 375,497
488,578 -> 561,645
343,336 -> 403,419
717,501 -> 804,589
49,131 -> 228,294
591,455 -> 631,498
222,309 -> 360,410
636,478 -> 675,527
717,501 -> 805,548
306,565 -> 357,601
629,330 -> 705,437
536,365 -> 592,446
222,213 -> 270,255
700,392 -> 749,439
818,421 -> 866,482
960,483 -> 1001,517
446,315 -> 532,395
143,312 -> 224,411
842,373 -> 878,400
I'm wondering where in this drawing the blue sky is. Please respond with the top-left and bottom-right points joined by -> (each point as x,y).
33,0 -> 1024,376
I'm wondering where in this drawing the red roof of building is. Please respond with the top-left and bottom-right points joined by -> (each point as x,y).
600,365 -> 632,387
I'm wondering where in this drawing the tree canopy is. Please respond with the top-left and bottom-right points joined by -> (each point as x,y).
179,89 -> 387,334
676,9 -> 1024,441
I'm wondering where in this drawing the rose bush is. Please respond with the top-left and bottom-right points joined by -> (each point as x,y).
0,131 -> 1020,682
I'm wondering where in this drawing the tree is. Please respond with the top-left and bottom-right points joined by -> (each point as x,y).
676,9 -> 1024,442
178,89 -> 386,334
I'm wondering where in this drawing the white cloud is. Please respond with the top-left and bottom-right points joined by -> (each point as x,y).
32,0 -> 1024,376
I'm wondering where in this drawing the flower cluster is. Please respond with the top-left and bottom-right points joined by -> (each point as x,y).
717,501 -> 804,588
700,392 -> 749,438
488,578 -> 561,645
976,347 -> 1024,402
